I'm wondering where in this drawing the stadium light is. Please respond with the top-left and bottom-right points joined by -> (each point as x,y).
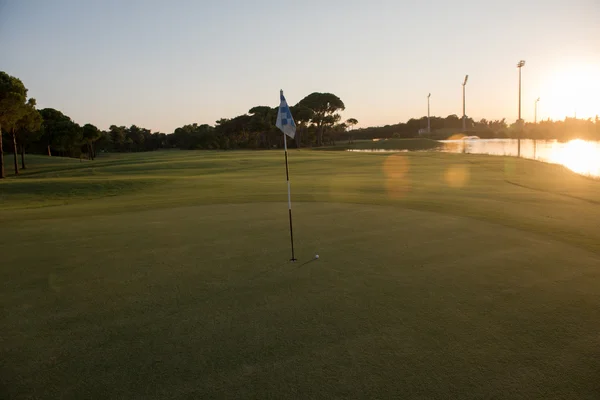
427,93 -> 431,133
517,60 -> 526,157
462,75 -> 469,132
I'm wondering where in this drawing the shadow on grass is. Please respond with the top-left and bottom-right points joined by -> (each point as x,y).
0,179 -> 156,197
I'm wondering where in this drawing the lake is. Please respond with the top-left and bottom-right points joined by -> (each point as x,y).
348,139 -> 600,178
441,139 -> 600,178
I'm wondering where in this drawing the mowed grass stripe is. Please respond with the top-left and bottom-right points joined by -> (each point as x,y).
1,202 -> 599,399
2,151 -> 600,253
1,150 -> 600,398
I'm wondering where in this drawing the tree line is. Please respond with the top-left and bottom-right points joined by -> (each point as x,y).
2,70 -> 600,178
351,115 -> 600,142
1,71 -> 358,178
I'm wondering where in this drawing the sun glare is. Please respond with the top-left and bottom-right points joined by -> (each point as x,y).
540,64 -> 600,121
549,139 -> 600,177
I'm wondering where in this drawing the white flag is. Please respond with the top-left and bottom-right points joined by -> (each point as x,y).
276,90 -> 296,139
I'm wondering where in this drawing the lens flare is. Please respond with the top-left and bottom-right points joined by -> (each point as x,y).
383,154 -> 411,199
445,165 -> 470,188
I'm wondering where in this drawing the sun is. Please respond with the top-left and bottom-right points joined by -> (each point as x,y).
549,139 -> 600,177
540,64 -> 600,121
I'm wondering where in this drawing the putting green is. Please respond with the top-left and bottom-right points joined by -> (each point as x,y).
2,201 -> 600,399
2,150 -> 600,398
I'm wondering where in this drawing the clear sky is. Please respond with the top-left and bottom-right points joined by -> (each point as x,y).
1,0 -> 599,132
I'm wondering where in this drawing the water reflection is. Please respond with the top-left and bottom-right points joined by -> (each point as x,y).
440,139 -> 600,178
348,149 -> 408,153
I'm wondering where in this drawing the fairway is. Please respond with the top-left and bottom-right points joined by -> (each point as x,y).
2,150 -> 600,399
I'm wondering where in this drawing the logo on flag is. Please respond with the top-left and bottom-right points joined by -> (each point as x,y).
276,90 -> 296,139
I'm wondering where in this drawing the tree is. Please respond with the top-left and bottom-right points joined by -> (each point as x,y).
109,125 -> 127,152
297,93 -> 345,146
58,122 -> 82,157
217,115 -> 254,149
172,123 -> 216,149
0,71 -> 28,178
40,108 -> 69,156
144,132 -> 167,151
9,101 -> 30,175
328,121 -> 347,145
444,114 -> 462,129
248,106 -> 277,148
94,130 -> 111,153
15,98 -> 43,169
345,118 -> 358,144
39,108 -> 82,157
345,118 -> 358,129
322,113 -> 342,145
289,104 -> 314,148
82,123 -> 101,160
127,125 -> 150,152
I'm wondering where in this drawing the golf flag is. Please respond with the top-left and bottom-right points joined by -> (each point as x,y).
276,90 -> 297,261
276,90 -> 296,139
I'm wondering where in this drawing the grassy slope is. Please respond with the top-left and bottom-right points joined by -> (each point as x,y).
318,138 -> 443,151
1,151 -> 600,399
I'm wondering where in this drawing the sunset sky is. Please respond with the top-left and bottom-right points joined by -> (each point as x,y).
1,0 -> 599,132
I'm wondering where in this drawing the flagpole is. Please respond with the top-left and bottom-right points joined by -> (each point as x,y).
283,133 -> 296,261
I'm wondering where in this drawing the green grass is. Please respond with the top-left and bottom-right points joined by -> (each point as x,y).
1,150 -> 600,399
320,138 -> 443,151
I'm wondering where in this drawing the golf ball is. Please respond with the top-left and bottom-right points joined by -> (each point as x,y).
315,254 -> 319,259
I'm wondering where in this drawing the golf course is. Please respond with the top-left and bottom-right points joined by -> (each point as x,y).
2,149 -> 600,399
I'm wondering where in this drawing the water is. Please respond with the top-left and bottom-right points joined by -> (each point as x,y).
348,139 -> 600,178
441,139 -> 600,178
348,149 -> 409,153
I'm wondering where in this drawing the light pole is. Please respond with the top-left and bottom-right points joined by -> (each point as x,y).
462,75 -> 469,132
517,60 -> 526,157
427,93 -> 431,133
534,97 -> 540,159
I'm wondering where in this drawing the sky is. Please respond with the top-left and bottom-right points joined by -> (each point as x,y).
1,0 -> 599,132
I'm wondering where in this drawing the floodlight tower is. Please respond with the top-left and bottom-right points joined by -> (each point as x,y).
462,75 -> 469,132
427,93 -> 431,133
517,60 -> 526,157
